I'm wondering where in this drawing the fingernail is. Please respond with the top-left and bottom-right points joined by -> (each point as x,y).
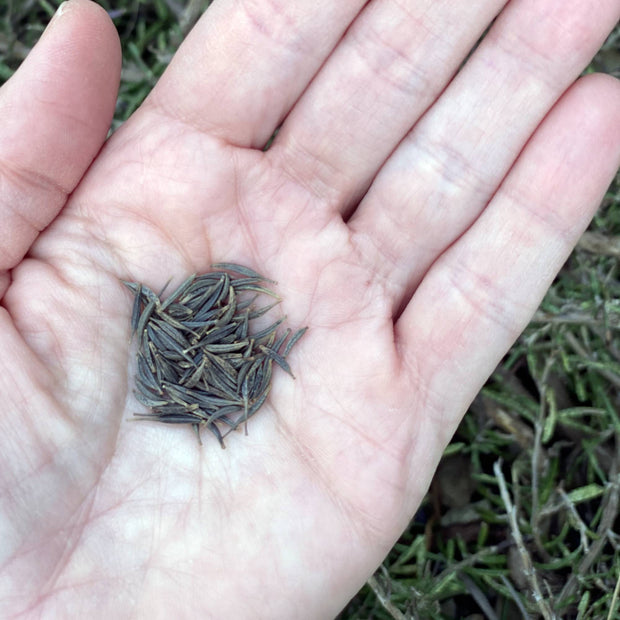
46,1 -> 71,30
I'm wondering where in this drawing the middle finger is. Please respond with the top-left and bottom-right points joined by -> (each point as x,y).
269,0 -> 506,209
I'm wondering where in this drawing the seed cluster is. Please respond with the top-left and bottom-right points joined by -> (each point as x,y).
124,263 -> 306,447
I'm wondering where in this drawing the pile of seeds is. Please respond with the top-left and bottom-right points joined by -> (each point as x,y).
124,263 -> 306,447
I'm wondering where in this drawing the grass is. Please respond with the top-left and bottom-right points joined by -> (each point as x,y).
340,161 -> 620,616
1,1 -> 619,618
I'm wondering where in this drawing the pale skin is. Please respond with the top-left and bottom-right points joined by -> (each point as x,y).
0,0 -> 619,616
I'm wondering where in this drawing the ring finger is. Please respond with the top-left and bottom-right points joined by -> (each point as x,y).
347,0 -> 620,304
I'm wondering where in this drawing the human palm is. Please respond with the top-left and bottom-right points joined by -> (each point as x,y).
1,0 -> 619,617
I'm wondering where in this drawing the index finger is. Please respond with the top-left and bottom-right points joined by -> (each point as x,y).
143,0 -> 365,148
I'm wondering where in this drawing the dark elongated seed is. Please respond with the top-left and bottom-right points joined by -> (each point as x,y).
251,359 -> 273,400
203,350 -> 239,382
202,381 -> 241,402
156,354 -> 181,383
186,279 -> 226,316
151,329 -> 195,366
198,322 -> 240,345
134,389 -> 170,408
207,405 -> 244,422
251,316 -> 287,341
147,328 -> 187,361
236,355 -> 255,391
247,301 -> 282,322
203,342 -> 248,353
152,318 -> 191,347
135,412 -> 207,424
130,283 -> 142,335
214,287 -> 237,326
205,367 -> 240,398
159,274 -> 196,311
145,324 -> 165,351
164,303 -> 194,319
273,328 -> 291,354
122,280 -> 139,294
201,421 -> 225,448
133,283 -> 161,305
137,353 -> 162,394
151,403 -> 200,415
182,355 -> 207,388
145,340 -> 158,372
181,277 -> 221,298
282,327 -> 308,358
158,313 -> 200,337
137,297 -> 157,337
259,345 -> 293,377
234,310 -> 250,340
235,294 -> 258,312
227,385 -> 272,433
212,262 -> 276,282
233,283 -> 281,298
247,385 -> 271,417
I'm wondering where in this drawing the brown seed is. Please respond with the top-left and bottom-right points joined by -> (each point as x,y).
124,264 -> 306,446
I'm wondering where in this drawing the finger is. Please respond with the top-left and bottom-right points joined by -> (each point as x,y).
397,74 -> 620,449
269,0 -> 505,207
348,0 -> 620,304
0,0 -> 121,294
144,0 -> 365,148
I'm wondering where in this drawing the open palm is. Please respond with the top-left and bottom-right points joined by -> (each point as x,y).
1,0 -> 619,617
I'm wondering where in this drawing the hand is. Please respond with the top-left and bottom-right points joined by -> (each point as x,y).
1,0 -> 619,616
